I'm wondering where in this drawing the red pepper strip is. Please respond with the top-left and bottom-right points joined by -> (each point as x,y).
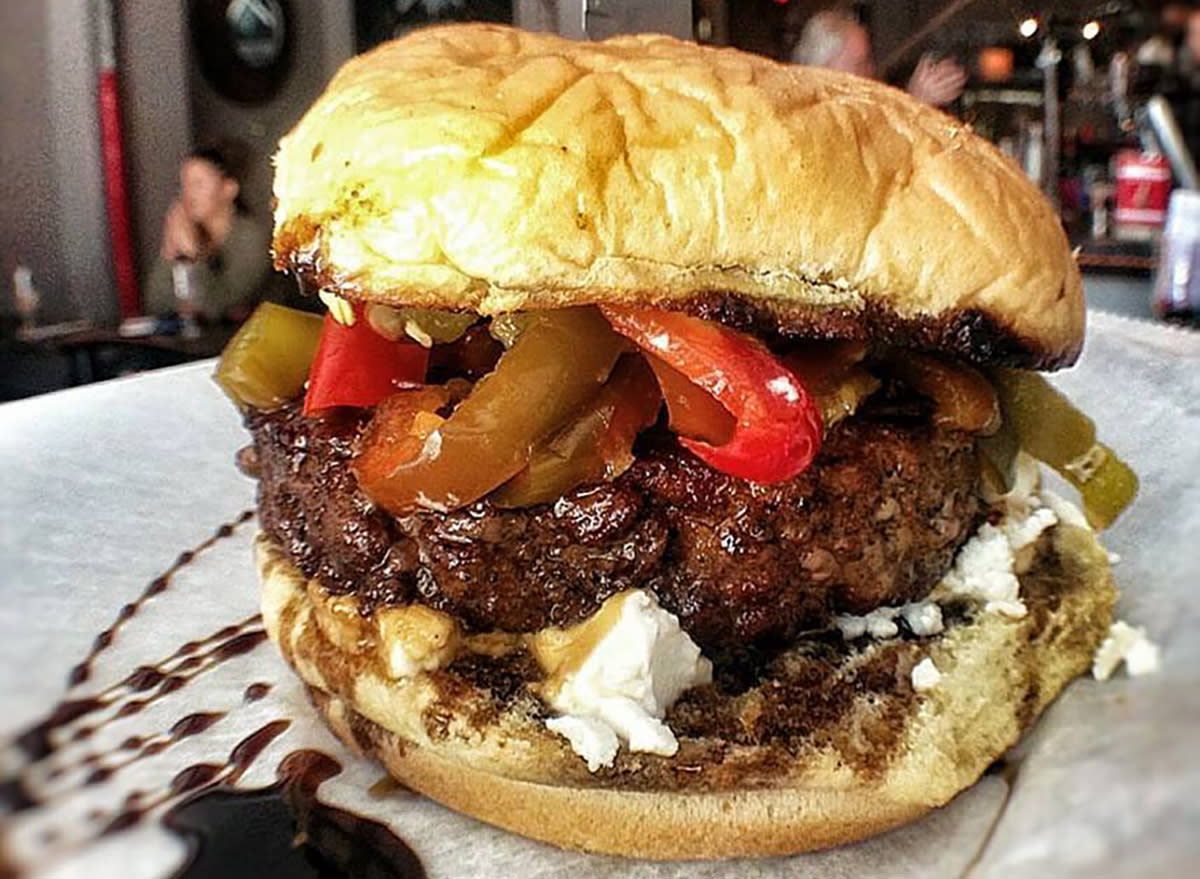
600,305 -> 823,483
644,352 -> 737,446
303,311 -> 429,415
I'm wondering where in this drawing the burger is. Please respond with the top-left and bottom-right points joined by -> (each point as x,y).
215,24 -> 1137,858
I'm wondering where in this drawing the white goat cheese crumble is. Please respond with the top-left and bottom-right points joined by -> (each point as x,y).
838,470 -> 1063,641
1041,489 -> 1090,529
374,605 -> 460,679
835,608 -> 897,640
911,657 -> 942,692
834,600 -> 944,640
1003,506 -> 1059,554
543,590 -> 712,771
545,716 -> 619,772
902,600 -> 945,637
940,502 -> 1058,619
1093,621 -> 1161,680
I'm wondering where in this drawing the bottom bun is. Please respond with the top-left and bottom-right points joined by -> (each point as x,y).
257,522 -> 1115,859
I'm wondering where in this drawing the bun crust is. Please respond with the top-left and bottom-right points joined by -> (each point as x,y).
258,523 -> 1115,859
273,24 -> 1083,369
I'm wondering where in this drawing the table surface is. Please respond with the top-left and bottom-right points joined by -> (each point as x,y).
2,310 -> 1199,879
34,324 -> 237,358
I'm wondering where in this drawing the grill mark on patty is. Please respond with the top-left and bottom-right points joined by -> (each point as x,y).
247,404 -> 979,650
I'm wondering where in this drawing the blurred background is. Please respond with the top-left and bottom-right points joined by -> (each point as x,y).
3,1 -> 1197,400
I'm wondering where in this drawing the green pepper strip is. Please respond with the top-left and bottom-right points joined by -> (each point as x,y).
987,367 -> 1138,529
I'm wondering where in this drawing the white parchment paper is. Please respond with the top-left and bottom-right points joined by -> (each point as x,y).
1,310 -> 1197,879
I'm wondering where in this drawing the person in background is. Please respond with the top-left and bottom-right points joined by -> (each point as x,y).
1136,3 -> 1193,68
790,9 -> 967,108
1185,6 -> 1200,70
1171,6 -> 1200,166
146,147 -> 271,323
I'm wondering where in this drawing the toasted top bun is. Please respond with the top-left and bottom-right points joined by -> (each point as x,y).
258,519 -> 1115,859
274,25 -> 1083,369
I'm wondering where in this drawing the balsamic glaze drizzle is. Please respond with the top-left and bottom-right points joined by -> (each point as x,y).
0,510 -> 425,879
66,511 -> 255,689
167,751 -> 425,879
13,616 -> 264,766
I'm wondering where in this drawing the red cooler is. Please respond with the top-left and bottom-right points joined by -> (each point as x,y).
1114,151 -> 1172,238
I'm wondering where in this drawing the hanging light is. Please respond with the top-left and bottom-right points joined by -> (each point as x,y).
1082,21 -> 1101,41
1019,17 -> 1040,38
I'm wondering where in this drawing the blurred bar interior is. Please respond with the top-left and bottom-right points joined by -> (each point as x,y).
2,0 -> 1198,400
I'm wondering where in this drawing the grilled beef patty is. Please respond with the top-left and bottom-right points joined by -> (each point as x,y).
246,404 -> 979,650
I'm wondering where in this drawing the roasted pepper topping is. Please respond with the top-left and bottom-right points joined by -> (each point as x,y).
783,343 -> 881,429
366,304 -> 477,346
354,307 -> 626,514
219,298 -> 1135,533
644,353 -> 736,446
988,367 -> 1138,528
884,351 -> 1000,435
354,384 -> 464,488
491,355 -> 663,508
601,305 -> 823,484
303,310 -> 429,415
214,302 -> 322,410
488,313 -> 537,348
